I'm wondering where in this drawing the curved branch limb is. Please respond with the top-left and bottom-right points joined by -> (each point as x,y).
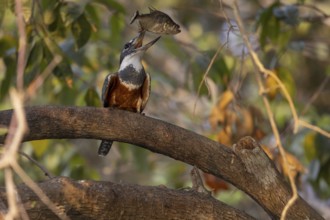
0,176 -> 255,220
0,106 -> 324,219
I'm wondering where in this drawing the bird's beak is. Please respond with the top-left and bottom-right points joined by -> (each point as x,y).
139,36 -> 161,51
134,31 -> 161,52
134,31 -> 145,49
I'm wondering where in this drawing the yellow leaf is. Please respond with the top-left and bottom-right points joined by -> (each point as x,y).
304,132 -> 317,162
265,74 -> 279,100
218,90 -> 234,110
30,140 -> 50,157
209,90 -> 234,129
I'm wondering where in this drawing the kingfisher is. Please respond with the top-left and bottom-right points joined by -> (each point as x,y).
98,32 -> 161,156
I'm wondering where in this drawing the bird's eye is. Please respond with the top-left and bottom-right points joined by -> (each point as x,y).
124,43 -> 130,49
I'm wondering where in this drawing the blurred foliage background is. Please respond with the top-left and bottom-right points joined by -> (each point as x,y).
0,0 -> 330,218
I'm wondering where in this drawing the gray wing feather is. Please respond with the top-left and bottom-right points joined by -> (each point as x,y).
141,72 -> 151,112
101,73 -> 116,107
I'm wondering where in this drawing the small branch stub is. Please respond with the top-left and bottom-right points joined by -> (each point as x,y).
191,166 -> 212,195
233,136 -> 278,189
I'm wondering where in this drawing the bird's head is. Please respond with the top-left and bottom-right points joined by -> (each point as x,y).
119,32 -> 161,67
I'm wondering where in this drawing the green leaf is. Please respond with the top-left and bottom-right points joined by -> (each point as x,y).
94,0 -> 125,13
7,0 -> 14,13
304,132 -> 317,161
53,62 -> 74,86
24,40 -> 45,86
191,56 -> 208,95
53,83 -> 79,105
0,0 -> 7,29
71,14 -> 92,49
61,1 -> 85,25
162,37 -> 186,58
84,3 -> 99,26
39,0 -> 59,11
42,37 -> 74,86
0,126 -> 8,136
256,2 -> 281,49
212,55 -> 232,87
8,0 -> 32,22
0,35 -> 16,57
0,56 -> 16,101
45,1 -> 66,36
109,13 -> 125,45
84,87 -> 102,107
132,147 -> 150,172
30,140 -> 50,158
277,67 -> 296,97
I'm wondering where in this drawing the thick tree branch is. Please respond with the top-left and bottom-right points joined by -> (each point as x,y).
0,176 -> 254,220
0,106 -> 323,219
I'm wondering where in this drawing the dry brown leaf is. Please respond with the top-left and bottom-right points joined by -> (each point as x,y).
261,145 -> 275,160
209,90 -> 234,129
210,89 -> 267,146
218,90 -> 234,110
277,151 -> 307,179
262,146 -> 306,180
203,172 -> 230,194
217,129 -> 232,146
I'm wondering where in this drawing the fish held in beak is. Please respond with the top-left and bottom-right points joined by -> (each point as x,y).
136,35 -> 161,52
130,7 -> 181,35
134,31 -> 145,49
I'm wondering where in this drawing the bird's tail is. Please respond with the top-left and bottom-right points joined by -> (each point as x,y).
98,140 -> 113,156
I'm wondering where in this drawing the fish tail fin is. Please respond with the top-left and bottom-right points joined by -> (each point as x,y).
98,140 -> 113,156
130,11 -> 139,24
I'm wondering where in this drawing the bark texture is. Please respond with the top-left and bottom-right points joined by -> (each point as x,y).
0,177 -> 255,220
0,106 -> 324,219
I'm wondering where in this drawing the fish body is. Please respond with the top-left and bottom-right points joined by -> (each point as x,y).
130,7 -> 180,35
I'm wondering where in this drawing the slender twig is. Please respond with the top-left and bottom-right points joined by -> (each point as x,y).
26,55 -> 62,99
2,2 -> 60,219
232,2 -> 298,219
193,43 -> 227,114
0,89 -> 28,220
19,151 -> 53,178
174,39 -> 205,55
0,90 -> 27,169
299,120 -> 330,138
231,46 -> 247,95
4,168 -> 18,220
219,0 -> 246,95
294,3 -> 330,18
301,75 -> 329,116
14,0 -> 27,92
265,70 -> 300,132
199,43 -> 226,95
192,0 -> 234,113
219,0 -> 233,25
